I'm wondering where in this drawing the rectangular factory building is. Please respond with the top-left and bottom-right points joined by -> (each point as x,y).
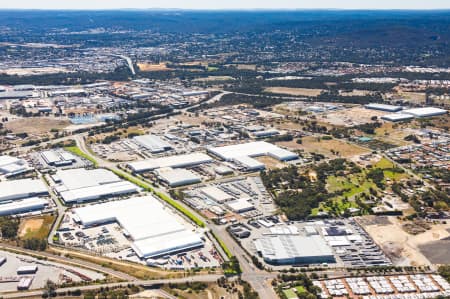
201,186 -> 234,203
254,235 -> 335,265
53,168 -> 140,204
0,197 -> 48,216
226,198 -> 255,213
127,153 -> 213,173
155,168 -> 201,187
402,107 -> 447,118
0,155 -> 32,177
208,141 -> 298,162
233,156 -> 266,171
381,113 -> 415,122
365,103 -> 403,112
0,179 -> 48,202
74,196 -> 204,259
41,150 -> 76,166
133,134 -> 173,153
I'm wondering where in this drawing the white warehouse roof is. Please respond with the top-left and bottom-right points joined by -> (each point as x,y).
156,168 -> 201,187
127,153 -> 213,173
402,107 -> 447,117
0,197 -> 48,216
133,134 -> 173,153
60,181 -> 140,204
365,103 -> 403,112
208,141 -> 298,162
0,179 -> 48,202
54,168 -> 140,204
54,168 -> 121,191
226,198 -> 255,213
0,155 -> 32,177
201,186 -> 234,203
254,235 -> 334,265
74,196 -> 204,258
381,113 -> 414,122
233,156 -> 265,171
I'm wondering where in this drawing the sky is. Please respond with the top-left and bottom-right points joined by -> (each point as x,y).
0,0 -> 449,10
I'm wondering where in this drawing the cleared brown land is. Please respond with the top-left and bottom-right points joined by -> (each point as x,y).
5,117 -> 70,134
277,136 -> 370,158
19,218 -> 44,238
137,62 -> 171,71
255,156 -> 287,170
264,87 -> 324,97
358,216 -> 450,266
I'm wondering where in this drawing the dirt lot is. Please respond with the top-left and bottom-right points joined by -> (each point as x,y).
264,87 -> 324,97
137,62 -> 171,72
277,136 -> 370,158
358,216 -> 450,266
19,218 -> 44,238
315,106 -> 386,127
19,215 -> 55,240
256,156 -> 287,170
5,117 -> 70,135
1,67 -> 70,76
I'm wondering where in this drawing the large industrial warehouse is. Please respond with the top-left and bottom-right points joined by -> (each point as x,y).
53,168 -> 140,204
401,107 -> 447,118
127,153 -> 213,173
0,155 -> 32,177
0,178 -> 48,202
155,168 -> 201,187
73,196 -> 204,259
208,141 -> 298,162
133,134 -> 173,153
254,235 -> 335,265
0,197 -> 48,216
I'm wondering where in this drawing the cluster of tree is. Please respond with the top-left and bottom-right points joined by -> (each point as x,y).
22,238 -> 48,251
168,281 -> 208,292
404,134 -> 421,144
267,134 -> 294,143
0,217 -> 19,239
354,122 -> 382,134
261,160 -> 360,219
366,168 -> 386,189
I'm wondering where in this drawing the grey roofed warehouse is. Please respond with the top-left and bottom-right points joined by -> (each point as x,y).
133,134 -> 173,153
254,234 -> 335,265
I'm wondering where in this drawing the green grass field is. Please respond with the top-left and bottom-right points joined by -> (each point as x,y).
283,289 -> 298,299
65,146 -> 98,167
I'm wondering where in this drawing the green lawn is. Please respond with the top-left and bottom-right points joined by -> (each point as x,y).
295,286 -> 306,293
283,289 -> 298,299
375,157 -> 408,181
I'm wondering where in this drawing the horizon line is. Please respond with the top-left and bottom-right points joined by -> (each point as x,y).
0,8 -> 450,11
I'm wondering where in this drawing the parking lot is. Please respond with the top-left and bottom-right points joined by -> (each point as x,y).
0,250 -> 104,292
57,210 -> 221,270
182,176 -> 277,220
30,149 -> 92,170
238,218 -> 391,269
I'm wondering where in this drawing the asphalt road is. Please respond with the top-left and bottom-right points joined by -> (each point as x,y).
2,274 -> 223,298
74,136 -> 279,299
